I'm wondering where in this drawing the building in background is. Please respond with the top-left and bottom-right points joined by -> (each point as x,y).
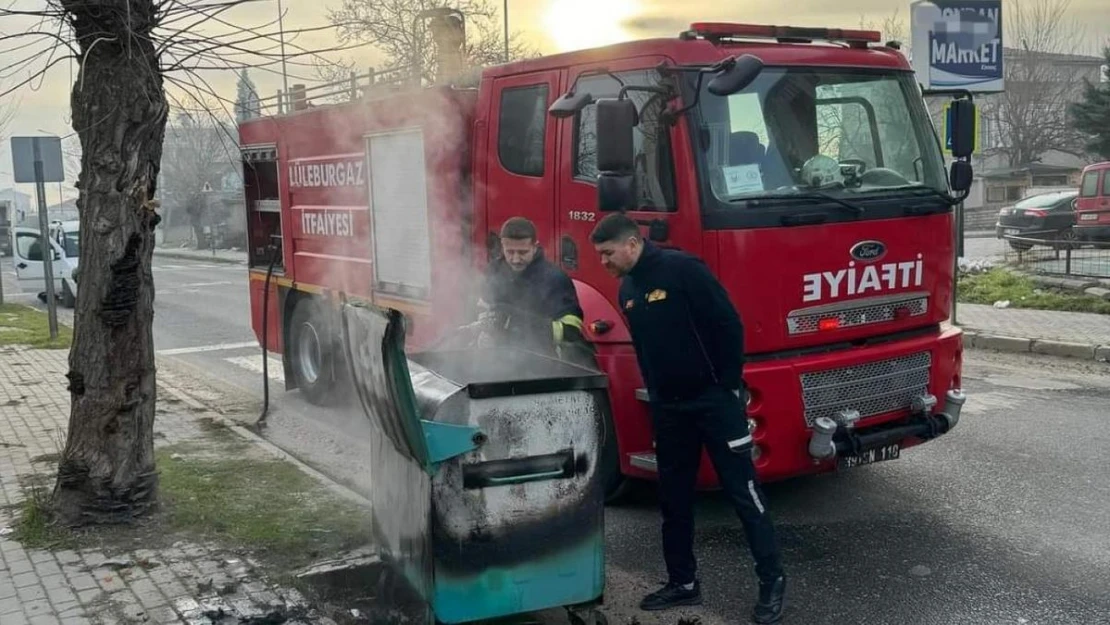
0,188 -> 32,223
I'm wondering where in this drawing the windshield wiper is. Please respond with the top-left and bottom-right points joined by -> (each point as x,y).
868,185 -> 963,208
734,192 -> 865,215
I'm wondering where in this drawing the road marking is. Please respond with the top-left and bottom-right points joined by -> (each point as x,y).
225,355 -> 285,382
158,281 -> 238,294
175,281 -> 236,288
157,341 -> 258,355
154,263 -> 238,271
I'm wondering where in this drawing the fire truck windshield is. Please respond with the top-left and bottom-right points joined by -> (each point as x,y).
690,67 -> 949,227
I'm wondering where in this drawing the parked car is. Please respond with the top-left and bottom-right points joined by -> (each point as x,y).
995,190 -> 1079,250
1074,161 -> 1110,242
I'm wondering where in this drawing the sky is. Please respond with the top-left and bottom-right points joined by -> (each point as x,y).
1,0 -> 1108,205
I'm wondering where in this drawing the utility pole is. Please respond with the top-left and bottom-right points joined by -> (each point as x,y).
503,0 -> 509,63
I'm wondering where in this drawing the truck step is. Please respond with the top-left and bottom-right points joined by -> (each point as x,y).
635,388 -> 649,402
629,452 -> 657,472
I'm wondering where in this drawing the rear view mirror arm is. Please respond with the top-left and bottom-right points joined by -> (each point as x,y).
660,71 -> 707,126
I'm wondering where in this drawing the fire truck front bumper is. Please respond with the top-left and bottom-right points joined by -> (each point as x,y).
807,389 -> 966,462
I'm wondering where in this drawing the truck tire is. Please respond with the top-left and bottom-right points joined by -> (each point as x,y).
61,280 -> 76,308
289,298 -> 342,406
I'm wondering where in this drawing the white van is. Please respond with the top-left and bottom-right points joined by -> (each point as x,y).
11,220 -> 80,308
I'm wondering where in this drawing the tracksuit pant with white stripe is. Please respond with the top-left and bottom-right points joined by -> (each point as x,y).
650,385 -> 783,586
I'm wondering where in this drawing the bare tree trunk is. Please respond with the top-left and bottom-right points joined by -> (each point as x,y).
53,0 -> 167,526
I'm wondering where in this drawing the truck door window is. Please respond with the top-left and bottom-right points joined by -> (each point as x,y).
15,232 -> 54,261
498,84 -> 549,177
573,70 -> 676,212
1080,171 -> 1098,197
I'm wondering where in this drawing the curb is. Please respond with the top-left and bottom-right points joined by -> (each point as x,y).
154,249 -> 247,265
1001,266 -> 1110,296
963,329 -> 1110,363
156,379 -> 373,509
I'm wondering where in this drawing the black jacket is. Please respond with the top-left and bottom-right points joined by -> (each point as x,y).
482,250 -> 584,353
619,242 -> 744,401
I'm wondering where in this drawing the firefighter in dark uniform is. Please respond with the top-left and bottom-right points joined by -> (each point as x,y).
477,217 -> 590,362
590,213 -> 786,624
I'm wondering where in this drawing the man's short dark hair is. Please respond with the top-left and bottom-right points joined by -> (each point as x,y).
590,213 -> 640,244
500,217 -> 537,241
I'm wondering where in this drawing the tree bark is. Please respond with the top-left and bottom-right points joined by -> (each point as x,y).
53,0 -> 167,526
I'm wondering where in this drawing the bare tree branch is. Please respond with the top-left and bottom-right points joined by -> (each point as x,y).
979,0 -> 1092,167
327,0 -> 537,84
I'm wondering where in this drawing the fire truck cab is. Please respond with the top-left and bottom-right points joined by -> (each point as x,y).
239,21 -> 976,499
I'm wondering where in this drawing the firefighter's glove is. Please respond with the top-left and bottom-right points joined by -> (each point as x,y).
552,314 -> 585,344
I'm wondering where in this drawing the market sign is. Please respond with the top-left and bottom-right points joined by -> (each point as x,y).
911,0 -> 1004,93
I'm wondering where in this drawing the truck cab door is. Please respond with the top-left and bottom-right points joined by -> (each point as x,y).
554,62 -> 700,283
485,70 -> 562,260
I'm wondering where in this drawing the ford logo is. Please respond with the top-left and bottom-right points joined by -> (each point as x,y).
850,240 -> 886,262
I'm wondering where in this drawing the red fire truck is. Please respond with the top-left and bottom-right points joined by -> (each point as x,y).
238,20 -> 975,499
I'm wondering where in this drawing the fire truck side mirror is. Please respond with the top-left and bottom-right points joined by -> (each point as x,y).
598,172 -> 636,212
549,91 -> 595,118
707,54 -> 764,96
948,99 -> 976,159
596,98 -> 638,211
596,98 -> 636,172
949,161 -> 973,193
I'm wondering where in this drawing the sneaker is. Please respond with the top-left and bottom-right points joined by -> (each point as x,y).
639,580 -> 702,611
751,575 -> 786,624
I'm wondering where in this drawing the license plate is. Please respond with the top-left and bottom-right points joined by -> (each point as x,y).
1080,214 -> 1098,221
1004,228 -> 1020,235
838,443 -> 900,469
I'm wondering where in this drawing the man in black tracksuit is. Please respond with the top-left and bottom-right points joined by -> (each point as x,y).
590,213 -> 785,624
478,217 -> 590,361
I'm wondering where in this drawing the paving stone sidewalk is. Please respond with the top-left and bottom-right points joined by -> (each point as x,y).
956,302 -> 1110,349
0,346 -> 342,625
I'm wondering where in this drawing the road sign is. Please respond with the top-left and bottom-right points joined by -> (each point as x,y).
911,0 -> 1004,93
942,100 -> 980,155
9,136 -> 62,338
10,136 -> 64,183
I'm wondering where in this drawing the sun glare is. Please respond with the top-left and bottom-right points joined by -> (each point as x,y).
544,0 -> 637,52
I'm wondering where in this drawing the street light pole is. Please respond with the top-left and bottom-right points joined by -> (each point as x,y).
277,0 -> 290,110
503,0 -> 509,63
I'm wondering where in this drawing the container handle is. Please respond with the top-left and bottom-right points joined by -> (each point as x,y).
462,448 -> 575,489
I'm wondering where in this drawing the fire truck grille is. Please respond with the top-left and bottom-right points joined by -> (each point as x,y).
788,296 -> 929,335
799,351 -> 932,427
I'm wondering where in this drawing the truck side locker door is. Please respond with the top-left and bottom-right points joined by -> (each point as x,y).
11,228 -> 50,294
486,71 -> 562,256
555,59 -> 700,289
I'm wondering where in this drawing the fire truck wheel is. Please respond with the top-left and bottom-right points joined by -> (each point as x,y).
289,299 -> 341,406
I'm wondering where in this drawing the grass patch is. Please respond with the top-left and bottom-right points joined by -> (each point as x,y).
156,445 -> 371,570
0,303 -> 71,349
11,487 -> 74,550
958,269 -> 1110,314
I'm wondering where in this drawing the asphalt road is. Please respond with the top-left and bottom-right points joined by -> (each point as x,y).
4,253 -> 1109,624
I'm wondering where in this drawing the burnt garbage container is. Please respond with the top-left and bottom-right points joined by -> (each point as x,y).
341,303 -> 609,625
